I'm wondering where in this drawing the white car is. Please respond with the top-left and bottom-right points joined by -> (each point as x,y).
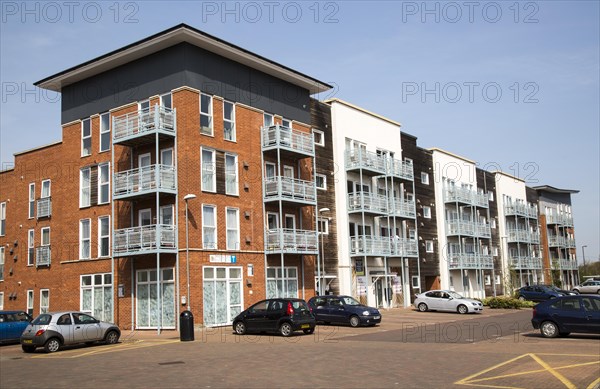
414,290 -> 483,314
572,279 -> 600,295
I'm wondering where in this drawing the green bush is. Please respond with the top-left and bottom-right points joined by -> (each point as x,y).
480,297 -> 536,309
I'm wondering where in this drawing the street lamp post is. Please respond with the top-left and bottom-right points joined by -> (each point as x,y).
581,245 -> 587,267
318,207 -> 330,295
184,194 -> 197,311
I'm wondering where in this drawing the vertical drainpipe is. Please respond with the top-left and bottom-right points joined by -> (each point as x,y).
173,107 -> 179,331
111,115 -> 115,327
155,106 -> 161,335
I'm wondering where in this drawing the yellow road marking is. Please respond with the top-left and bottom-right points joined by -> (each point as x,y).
529,353 -> 576,389
455,354 -> 530,385
586,377 -> 600,389
467,361 -> 599,383
32,339 -> 179,359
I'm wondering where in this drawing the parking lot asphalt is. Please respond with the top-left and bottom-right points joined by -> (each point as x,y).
1,307 -> 599,389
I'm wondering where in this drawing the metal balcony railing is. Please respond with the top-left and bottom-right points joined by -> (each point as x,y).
510,256 -> 543,270
35,246 -> 51,267
559,259 -> 578,270
113,164 -> 176,198
446,220 -> 476,236
113,224 -> 176,256
345,149 -> 387,173
546,213 -> 574,226
261,125 -> 314,155
263,176 -> 316,203
566,238 -> 576,248
504,202 -> 538,218
388,158 -> 414,181
388,199 -> 416,218
507,229 -> 540,244
548,235 -> 566,247
265,229 -> 318,254
444,187 -> 489,208
113,106 -> 175,143
350,236 -> 391,256
447,253 -> 493,269
348,192 -> 388,214
391,238 -> 418,257
36,197 -> 52,218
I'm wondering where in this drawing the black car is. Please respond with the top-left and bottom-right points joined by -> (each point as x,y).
307,295 -> 381,327
516,285 -> 564,302
531,295 -> 600,338
232,298 -> 316,337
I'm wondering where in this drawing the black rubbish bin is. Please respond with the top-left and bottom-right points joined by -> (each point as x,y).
180,310 -> 194,341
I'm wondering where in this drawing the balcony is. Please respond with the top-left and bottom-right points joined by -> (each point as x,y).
265,229 -> 318,254
113,224 -> 177,257
36,197 -> 52,219
388,199 -> 416,218
35,246 -> 51,267
444,187 -> 488,208
261,125 -> 314,157
113,106 -> 175,146
510,256 -> 543,270
350,236 -> 391,256
263,176 -> 316,204
548,236 -> 566,247
447,253 -> 493,269
566,238 -> 576,248
348,192 -> 388,214
507,229 -> 540,244
504,202 -> 538,218
546,213 -> 574,226
345,149 -> 387,174
475,223 -> 491,238
391,238 -> 418,257
113,165 -> 176,199
388,158 -> 414,181
446,220 -> 475,237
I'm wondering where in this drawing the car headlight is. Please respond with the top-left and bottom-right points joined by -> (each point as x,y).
362,311 -> 370,316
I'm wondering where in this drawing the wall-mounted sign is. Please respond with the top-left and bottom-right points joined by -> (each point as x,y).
355,259 -> 364,276
209,255 -> 237,263
356,276 -> 367,296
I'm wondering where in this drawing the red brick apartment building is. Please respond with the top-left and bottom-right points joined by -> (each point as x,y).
0,24 -> 332,330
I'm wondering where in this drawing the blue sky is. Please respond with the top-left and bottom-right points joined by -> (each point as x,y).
1,1 -> 598,262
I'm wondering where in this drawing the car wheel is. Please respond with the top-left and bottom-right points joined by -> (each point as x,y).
303,328 -> 314,335
417,303 -> 428,312
105,330 -> 119,345
21,345 -> 36,353
540,321 -> 559,338
44,338 -> 61,353
349,315 -> 360,328
573,290 -> 580,295
234,321 -> 246,335
279,322 -> 293,337
457,304 -> 468,314
518,296 -> 526,301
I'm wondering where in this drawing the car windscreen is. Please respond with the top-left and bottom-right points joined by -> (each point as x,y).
448,292 -> 464,299
342,297 -> 360,306
32,314 -> 52,325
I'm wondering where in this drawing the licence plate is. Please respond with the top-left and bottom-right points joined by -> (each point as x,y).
22,339 -> 32,344
374,316 -> 381,320
301,324 -> 310,329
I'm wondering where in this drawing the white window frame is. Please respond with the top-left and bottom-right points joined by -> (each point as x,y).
0,202 -> 5,236
80,167 -> 91,208
40,289 -> 49,314
27,290 -> 34,316
160,148 -> 174,166
98,216 -> 110,258
80,273 -> 113,321
266,266 -> 299,298
98,162 -> 110,204
425,240 -> 434,253
318,218 -> 329,235
223,100 -> 236,141
0,247 -> 4,281
27,229 -> 35,266
202,205 -> 217,249
139,209 -> 152,226
265,162 -> 276,179
226,207 -> 240,250
82,118 -> 91,157
312,129 -> 325,146
0,292 -> 3,310
316,174 -> 327,191
160,93 -> 172,109
421,172 -> 430,185
281,118 -> 292,128
41,227 -> 50,247
423,206 -> 432,219
225,153 -> 239,196
491,219 -> 497,229
159,205 -> 174,225
80,219 -> 91,260
201,147 -> 216,193
100,112 -> 110,152
412,276 -> 420,289
489,191 -> 494,201
28,183 -> 35,219
263,113 -> 274,128
200,93 -> 213,136
267,212 -> 279,230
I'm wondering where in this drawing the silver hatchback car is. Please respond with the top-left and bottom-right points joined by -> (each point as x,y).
414,290 -> 483,314
20,311 -> 120,353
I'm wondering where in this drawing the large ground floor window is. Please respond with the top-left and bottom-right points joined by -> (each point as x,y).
136,268 -> 175,329
81,273 -> 113,322
266,267 -> 298,298
203,266 -> 243,327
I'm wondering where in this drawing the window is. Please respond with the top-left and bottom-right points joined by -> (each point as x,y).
100,112 -> 110,152
81,273 -> 112,321
27,229 -> 34,266
27,290 -> 34,316
0,202 -> 5,236
98,163 -> 110,204
491,219 -> 496,229
136,268 -> 176,328
0,292 -> 3,310
425,240 -> 434,253
226,208 -> 240,250
160,93 -> 172,109
161,148 -> 173,166
40,289 -> 49,314
41,179 -> 51,199
489,191 -> 494,202
223,100 -> 236,141
160,205 -> 174,225
202,205 -> 217,249
201,148 -> 216,192
313,129 -> 324,146
41,227 -> 50,247
82,118 -> 91,156
98,216 -> 110,258
28,183 -> 35,218
485,275 -> 492,286
80,219 -> 91,259
493,246 -> 499,256
281,118 -> 292,128
80,168 -> 91,207
318,218 -> 329,235
316,174 -> 327,191
412,276 -> 420,289
0,247 -> 4,281
264,113 -> 274,128
266,267 -> 298,298
203,266 -> 243,326
421,172 -> 429,185
200,93 -> 213,135
495,275 -> 501,285
225,153 -> 238,195
423,206 -> 431,218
